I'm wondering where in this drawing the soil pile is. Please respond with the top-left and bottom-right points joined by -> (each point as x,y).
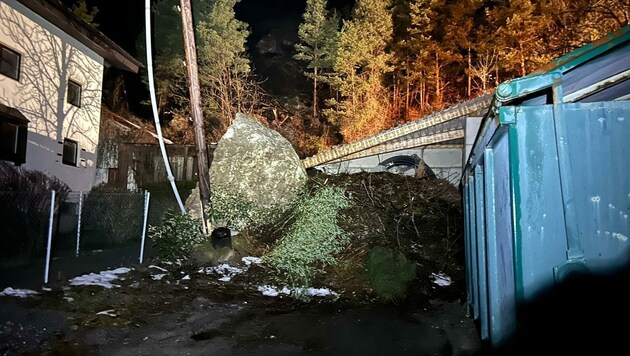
307,171 -> 466,304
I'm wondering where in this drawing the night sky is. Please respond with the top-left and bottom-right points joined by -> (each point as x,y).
92,0 -> 346,57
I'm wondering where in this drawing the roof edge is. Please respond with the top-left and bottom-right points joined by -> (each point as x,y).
15,0 -> 143,73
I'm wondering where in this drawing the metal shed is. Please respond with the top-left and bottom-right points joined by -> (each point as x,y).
462,25 -> 630,347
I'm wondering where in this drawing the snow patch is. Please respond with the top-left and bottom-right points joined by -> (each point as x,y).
149,265 -> 168,272
0,287 -> 39,298
199,264 -> 244,282
198,257 -> 263,282
96,309 -> 117,317
152,274 -> 167,281
257,285 -> 338,298
242,256 -> 262,266
431,272 -> 452,287
294,287 -> 339,297
257,285 -> 291,297
69,267 -> 132,289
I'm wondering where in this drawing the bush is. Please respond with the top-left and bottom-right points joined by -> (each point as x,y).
264,186 -> 350,295
148,212 -> 206,261
367,246 -> 416,302
0,163 -> 70,263
208,186 -> 258,230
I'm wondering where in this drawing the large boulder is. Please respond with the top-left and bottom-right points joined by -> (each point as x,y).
209,113 -> 307,229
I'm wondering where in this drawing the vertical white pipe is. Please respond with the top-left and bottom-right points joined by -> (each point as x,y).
44,190 -> 55,284
145,0 -> 186,214
139,191 -> 150,264
75,191 -> 83,258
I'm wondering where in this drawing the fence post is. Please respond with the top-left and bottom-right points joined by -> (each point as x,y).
139,190 -> 151,264
75,191 -> 83,258
44,190 -> 56,284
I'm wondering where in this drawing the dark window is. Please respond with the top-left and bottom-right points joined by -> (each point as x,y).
0,104 -> 28,165
0,44 -> 21,81
62,138 -> 79,166
67,80 -> 82,107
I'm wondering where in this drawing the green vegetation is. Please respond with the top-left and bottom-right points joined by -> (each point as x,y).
292,0 -> 626,145
325,0 -> 394,142
70,0 -> 99,26
294,0 -> 340,122
264,186 -> 350,297
207,185 -> 258,230
367,246 -> 416,302
137,0 -> 255,142
0,163 -> 71,264
148,212 -> 206,261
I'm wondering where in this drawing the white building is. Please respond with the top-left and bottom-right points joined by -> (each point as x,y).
0,0 -> 141,191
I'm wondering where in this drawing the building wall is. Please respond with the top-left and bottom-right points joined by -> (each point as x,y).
0,0 -> 104,191
316,147 -> 464,185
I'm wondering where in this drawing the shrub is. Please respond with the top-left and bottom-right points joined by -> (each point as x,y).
367,246 -> 416,302
208,186 -> 257,230
148,212 -> 206,261
0,163 -> 70,263
264,186 -> 350,295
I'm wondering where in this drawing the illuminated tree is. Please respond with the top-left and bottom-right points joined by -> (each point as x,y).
138,0 -> 251,141
326,0 -> 394,142
295,0 -> 340,125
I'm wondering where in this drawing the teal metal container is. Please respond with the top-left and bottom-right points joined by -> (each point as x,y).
462,25 -> 630,347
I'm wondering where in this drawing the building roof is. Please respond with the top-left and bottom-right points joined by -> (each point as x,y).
301,94 -> 492,168
15,0 -> 142,73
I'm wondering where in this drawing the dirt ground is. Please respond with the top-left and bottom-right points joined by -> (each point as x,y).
0,263 -> 481,355
0,171 -> 483,355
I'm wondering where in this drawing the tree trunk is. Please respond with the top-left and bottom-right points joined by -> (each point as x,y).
495,65 -> 499,86
312,67 -> 319,128
467,47 -> 471,98
435,52 -> 442,107
405,77 -> 410,119
519,41 -> 526,76
420,78 -> 425,112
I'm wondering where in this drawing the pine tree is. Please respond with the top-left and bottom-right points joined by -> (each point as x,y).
295,0 -> 340,125
195,0 -> 251,135
490,0 -> 553,78
326,0 -> 394,142
137,0 -> 251,140
71,0 -> 99,27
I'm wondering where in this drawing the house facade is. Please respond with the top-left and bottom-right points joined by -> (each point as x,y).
0,0 -> 140,191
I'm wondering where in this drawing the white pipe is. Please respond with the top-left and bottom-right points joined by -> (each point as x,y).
75,191 -> 83,257
44,190 -> 55,284
139,191 -> 151,264
145,0 -> 186,214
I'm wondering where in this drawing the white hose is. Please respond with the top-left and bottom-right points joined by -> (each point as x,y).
145,0 -> 186,214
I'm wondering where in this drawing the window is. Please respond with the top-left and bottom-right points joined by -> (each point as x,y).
0,44 -> 21,81
0,104 -> 29,166
62,138 -> 79,166
67,80 -> 82,107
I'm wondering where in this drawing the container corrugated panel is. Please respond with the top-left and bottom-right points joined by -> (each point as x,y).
462,25 -> 630,347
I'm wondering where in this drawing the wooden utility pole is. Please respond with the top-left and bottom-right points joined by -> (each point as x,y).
179,0 -> 211,211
